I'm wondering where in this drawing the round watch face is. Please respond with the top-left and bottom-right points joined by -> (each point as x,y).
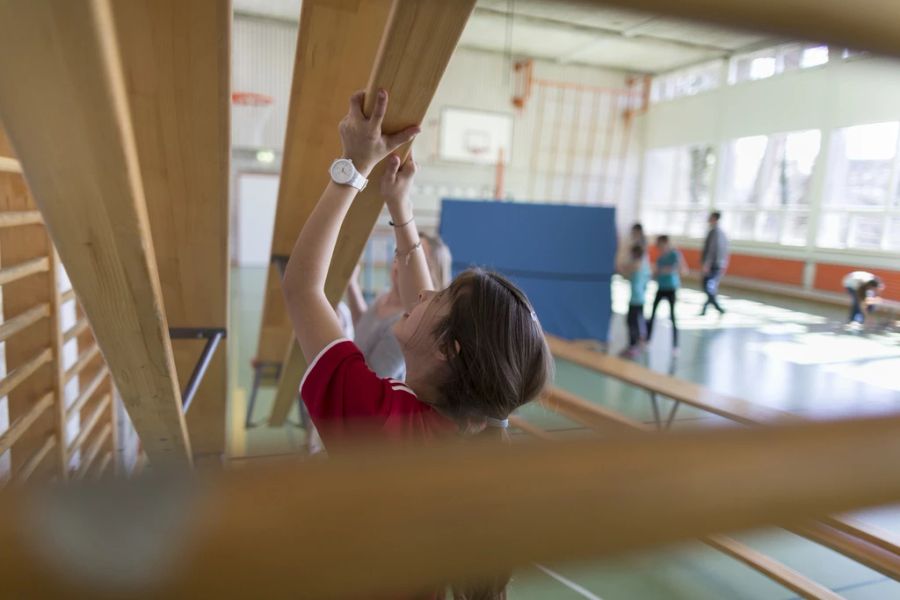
331,160 -> 354,184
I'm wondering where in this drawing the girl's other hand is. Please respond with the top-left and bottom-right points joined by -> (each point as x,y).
339,89 -> 420,176
381,151 -> 417,207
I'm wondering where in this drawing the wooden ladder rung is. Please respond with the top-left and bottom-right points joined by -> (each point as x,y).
0,256 -> 50,287
60,288 -> 76,304
64,344 -> 101,383
66,393 -> 112,459
75,424 -> 111,479
0,156 -> 21,174
0,303 -> 50,344
65,366 -> 109,420
0,392 -> 54,455
62,317 -> 90,344
0,348 -> 53,399
15,435 -> 56,482
93,451 -> 114,479
0,210 -> 41,228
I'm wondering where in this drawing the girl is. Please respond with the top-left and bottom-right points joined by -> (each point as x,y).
647,235 -> 688,353
618,243 -> 650,359
843,271 -> 885,325
345,231 -> 452,381
282,89 -> 552,598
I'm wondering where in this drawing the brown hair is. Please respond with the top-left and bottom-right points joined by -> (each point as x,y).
433,269 -> 552,428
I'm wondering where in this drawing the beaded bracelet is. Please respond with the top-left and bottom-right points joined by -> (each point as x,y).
394,239 -> 422,266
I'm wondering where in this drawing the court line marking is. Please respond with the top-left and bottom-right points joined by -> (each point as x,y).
534,563 -> 604,600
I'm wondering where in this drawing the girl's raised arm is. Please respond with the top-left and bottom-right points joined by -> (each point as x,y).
282,89 -> 419,363
381,151 -> 433,311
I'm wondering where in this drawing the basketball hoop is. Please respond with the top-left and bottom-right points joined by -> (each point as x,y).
232,91 -> 275,148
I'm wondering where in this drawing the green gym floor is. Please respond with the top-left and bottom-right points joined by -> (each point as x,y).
229,267 -> 900,599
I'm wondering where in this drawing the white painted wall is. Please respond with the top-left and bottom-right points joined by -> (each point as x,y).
635,54 -> 900,270
230,14 -> 641,241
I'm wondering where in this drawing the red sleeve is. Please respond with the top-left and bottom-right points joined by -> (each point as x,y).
300,339 -> 424,441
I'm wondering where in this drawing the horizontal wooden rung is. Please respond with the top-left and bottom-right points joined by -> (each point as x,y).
94,451 -> 113,479
15,434 -> 56,482
0,348 -> 53,399
0,256 -> 50,287
66,393 -> 112,458
0,210 -> 41,228
64,344 -> 101,383
65,366 -> 109,420
75,423 -> 111,479
60,288 -> 76,304
0,303 -> 50,344
0,392 -> 54,456
62,317 -> 90,344
0,156 -> 21,174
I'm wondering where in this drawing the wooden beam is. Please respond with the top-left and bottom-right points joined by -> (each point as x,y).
572,0 -> 900,60
111,0 -> 231,460
2,415 -> 900,596
0,1 -> 191,464
253,0 -> 393,374
269,0 -> 477,425
0,303 -> 49,344
541,386 -> 653,433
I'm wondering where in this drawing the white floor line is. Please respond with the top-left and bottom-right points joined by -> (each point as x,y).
534,563 -> 604,600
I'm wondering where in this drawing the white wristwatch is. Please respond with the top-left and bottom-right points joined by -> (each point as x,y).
329,158 -> 368,191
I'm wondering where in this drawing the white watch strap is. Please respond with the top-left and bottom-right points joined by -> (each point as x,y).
349,170 -> 368,191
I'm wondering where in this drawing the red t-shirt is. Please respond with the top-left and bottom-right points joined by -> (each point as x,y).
300,338 -> 456,447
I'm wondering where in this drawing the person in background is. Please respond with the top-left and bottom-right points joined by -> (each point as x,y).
619,243 -> 650,358
345,231 -> 452,381
648,235 -> 688,354
700,211 -> 729,316
843,271 -> 885,325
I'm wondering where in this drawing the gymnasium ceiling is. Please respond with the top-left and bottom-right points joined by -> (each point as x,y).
232,0 -> 778,74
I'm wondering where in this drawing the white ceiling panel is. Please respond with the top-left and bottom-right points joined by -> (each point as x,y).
479,0 -> 650,31
233,0 -> 301,21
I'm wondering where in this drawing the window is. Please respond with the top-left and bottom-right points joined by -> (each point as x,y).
718,130 -> 821,245
650,61 -> 723,104
820,122 -> 900,250
641,144 -> 716,237
729,44 -> 830,84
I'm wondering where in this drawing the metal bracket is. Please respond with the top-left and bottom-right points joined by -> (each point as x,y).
169,327 -> 227,413
245,360 -> 281,428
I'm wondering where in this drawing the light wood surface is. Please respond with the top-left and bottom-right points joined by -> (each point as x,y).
112,0 -> 231,459
1,415 -> 900,596
0,210 -> 41,228
0,256 -> 49,287
0,392 -> 53,457
254,0 -> 393,369
0,303 -> 49,344
0,0 -> 190,465
269,0 -> 477,425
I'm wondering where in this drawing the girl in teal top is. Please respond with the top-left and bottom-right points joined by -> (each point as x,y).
619,243 -> 650,358
648,235 -> 687,352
